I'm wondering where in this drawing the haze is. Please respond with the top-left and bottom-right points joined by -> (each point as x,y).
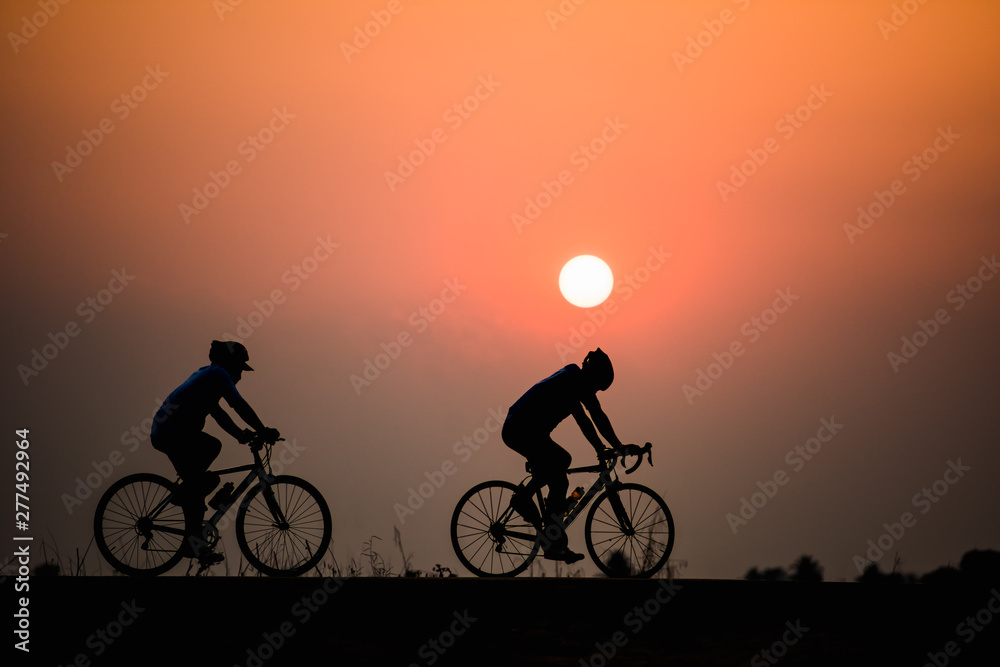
2,0 -> 998,580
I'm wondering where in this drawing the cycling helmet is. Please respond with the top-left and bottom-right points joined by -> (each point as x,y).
583,348 -> 613,391
209,340 -> 253,371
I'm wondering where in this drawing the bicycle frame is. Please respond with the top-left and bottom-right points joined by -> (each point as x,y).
451,442 -> 668,577
557,462 -> 616,527
148,444 -> 277,538
500,461 -> 618,548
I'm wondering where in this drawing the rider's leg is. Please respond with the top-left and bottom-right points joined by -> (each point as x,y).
502,422 -> 543,528
503,425 -> 572,516
532,438 -> 571,521
501,419 -> 582,563
510,479 -> 544,530
156,433 -> 222,553
526,439 -> 575,556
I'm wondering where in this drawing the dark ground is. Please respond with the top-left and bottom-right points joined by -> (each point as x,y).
9,576 -> 1000,666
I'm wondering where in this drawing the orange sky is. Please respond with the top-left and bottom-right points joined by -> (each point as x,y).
3,0 -> 999,582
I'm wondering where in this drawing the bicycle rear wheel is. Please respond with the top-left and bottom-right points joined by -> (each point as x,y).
584,483 -> 674,578
451,480 -> 539,577
94,473 -> 186,576
236,475 -> 331,576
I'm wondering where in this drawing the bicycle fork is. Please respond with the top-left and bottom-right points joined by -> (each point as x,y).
259,483 -> 289,529
604,483 -> 636,536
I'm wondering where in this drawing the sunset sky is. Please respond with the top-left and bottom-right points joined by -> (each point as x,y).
3,0 -> 999,582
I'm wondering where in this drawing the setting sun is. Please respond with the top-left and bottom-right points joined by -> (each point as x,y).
559,255 -> 614,308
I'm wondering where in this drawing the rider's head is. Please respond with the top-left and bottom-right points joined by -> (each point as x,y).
582,348 -> 613,391
209,340 -> 253,382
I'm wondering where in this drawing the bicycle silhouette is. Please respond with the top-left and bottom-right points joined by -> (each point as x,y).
94,434 -> 331,576
450,443 -> 674,577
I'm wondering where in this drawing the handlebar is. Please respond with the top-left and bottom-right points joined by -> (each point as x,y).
246,433 -> 284,450
600,442 -> 654,474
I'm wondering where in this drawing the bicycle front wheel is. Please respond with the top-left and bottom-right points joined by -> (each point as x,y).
236,475 -> 332,576
585,483 -> 674,578
94,473 -> 186,576
451,480 -> 540,577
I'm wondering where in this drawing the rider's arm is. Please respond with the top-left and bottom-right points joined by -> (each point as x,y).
583,399 -> 624,450
571,405 -> 608,455
215,367 -> 269,434
230,398 -> 268,433
209,403 -> 248,441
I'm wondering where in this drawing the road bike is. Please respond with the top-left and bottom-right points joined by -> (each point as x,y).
450,442 -> 674,577
94,434 -> 331,576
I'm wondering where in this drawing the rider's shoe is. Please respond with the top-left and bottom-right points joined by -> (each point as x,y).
197,550 -> 225,567
179,538 -> 225,565
543,547 -> 585,564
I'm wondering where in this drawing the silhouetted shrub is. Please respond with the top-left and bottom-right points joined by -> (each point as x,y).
920,566 -> 961,586
789,555 -> 823,582
32,561 -> 60,577
959,549 -> 1000,585
606,550 -> 633,578
856,562 -> 916,584
745,566 -> 787,581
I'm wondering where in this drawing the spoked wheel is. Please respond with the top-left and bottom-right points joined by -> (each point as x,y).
236,475 -> 332,577
585,482 -> 674,578
451,480 -> 540,577
94,473 -> 186,576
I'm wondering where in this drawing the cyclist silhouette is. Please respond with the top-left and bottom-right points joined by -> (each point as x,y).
150,340 -> 279,564
502,348 -> 624,563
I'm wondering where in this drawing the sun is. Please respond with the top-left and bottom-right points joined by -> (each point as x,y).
559,255 -> 614,308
